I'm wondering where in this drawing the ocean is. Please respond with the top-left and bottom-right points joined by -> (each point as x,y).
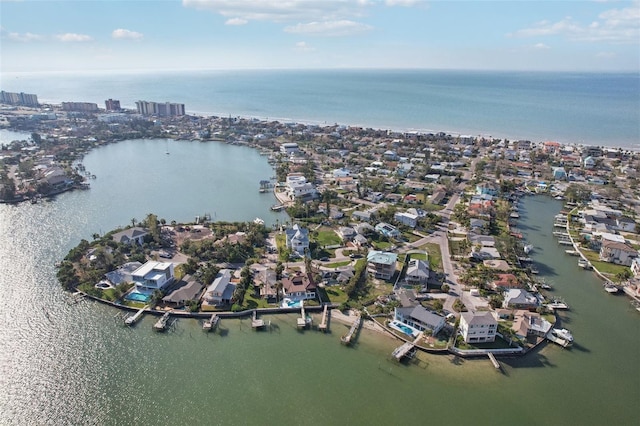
1,69 -> 638,148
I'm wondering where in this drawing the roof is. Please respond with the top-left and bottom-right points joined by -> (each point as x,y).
406,259 -> 430,278
282,272 -> 316,293
367,250 -> 398,265
461,311 -> 497,327
162,275 -> 203,303
208,269 -> 232,297
132,261 -> 172,279
111,227 -> 148,243
397,305 -> 444,328
602,240 -> 637,253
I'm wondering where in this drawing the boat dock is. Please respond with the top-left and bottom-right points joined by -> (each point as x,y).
153,311 -> 171,331
251,310 -> 265,329
203,314 -> 219,331
391,332 -> 424,361
546,332 -> 571,348
318,304 -> 329,332
124,305 -> 148,326
340,315 -> 361,345
297,300 -> 310,329
488,353 -> 501,369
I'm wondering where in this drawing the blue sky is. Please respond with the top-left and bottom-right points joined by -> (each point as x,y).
1,0 -> 638,72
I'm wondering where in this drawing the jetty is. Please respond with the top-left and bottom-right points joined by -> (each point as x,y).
546,330 -> 572,348
153,311 -> 171,331
251,310 -> 265,329
318,304 -> 329,332
124,305 -> 148,326
391,332 -> 424,361
297,300 -> 311,329
340,315 -> 361,345
203,313 -> 219,331
488,352 -> 501,369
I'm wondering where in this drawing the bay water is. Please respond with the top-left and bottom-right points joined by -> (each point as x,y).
0,133 -> 638,425
1,70 -> 638,148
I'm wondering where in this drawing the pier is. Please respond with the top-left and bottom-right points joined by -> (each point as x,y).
297,300 -> 310,329
124,305 -> 148,326
391,332 -> 424,361
251,310 -> 265,329
153,311 -> 171,331
318,304 -> 329,332
340,315 -> 361,345
487,353 -> 501,369
203,314 -> 219,331
546,332 -> 571,348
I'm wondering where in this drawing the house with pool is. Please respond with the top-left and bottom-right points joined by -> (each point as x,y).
393,305 -> 445,336
281,272 -> 316,303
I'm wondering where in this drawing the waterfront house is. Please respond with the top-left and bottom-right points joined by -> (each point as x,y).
105,261 -> 142,286
394,305 -> 445,335
256,268 -> 278,299
599,240 -> 638,266
405,259 -> 430,284
131,260 -> 175,293
285,224 -> 310,256
476,182 -> 498,196
336,226 -> 356,242
367,250 -> 398,281
280,142 -> 300,156
459,311 -> 497,343
285,174 -> 317,200
503,289 -> 539,310
282,272 -> 316,301
202,269 -> 235,308
491,273 -> 522,290
162,275 -> 204,308
511,310 -> 552,340
111,227 -> 148,245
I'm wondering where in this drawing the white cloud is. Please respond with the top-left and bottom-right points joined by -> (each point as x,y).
225,17 -> 248,25
6,31 -> 43,42
112,29 -> 144,40
285,20 -> 372,36
534,43 -> 550,50
56,33 -> 93,42
596,51 -> 617,58
509,2 -> 640,44
182,0 -> 370,23
294,41 -> 315,51
385,0 -> 421,6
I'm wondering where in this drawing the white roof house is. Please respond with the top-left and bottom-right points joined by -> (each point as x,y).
131,261 -> 174,292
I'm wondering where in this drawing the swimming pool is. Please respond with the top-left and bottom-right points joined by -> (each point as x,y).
125,291 -> 151,303
389,320 -> 419,337
282,298 -> 302,308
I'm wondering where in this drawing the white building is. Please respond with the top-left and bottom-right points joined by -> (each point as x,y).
285,224 -> 310,256
131,261 -> 174,293
459,311 -> 498,343
394,211 -> 419,228
285,174 -> 317,200
280,142 -> 300,156
202,269 -> 235,307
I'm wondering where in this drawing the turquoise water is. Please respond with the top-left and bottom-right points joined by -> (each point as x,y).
2,70 -> 638,147
125,291 -> 151,303
390,320 -> 418,337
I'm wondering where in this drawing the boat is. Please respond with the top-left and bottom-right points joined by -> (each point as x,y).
253,217 -> 265,225
203,314 -> 219,331
577,259 -> 591,269
631,300 -> 640,313
604,283 -> 619,294
539,283 -> 552,290
547,299 -> 569,310
551,328 -> 574,343
565,249 -> 578,256
153,311 -> 171,331
523,244 -> 533,254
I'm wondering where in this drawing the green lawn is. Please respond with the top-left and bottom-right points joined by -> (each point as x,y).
318,286 -> 348,304
372,240 -> 393,250
402,231 -> 421,243
421,242 -> 443,271
326,260 -> 352,268
582,250 -> 630,277
314,229 -> 342,247
408,252 -> 428,261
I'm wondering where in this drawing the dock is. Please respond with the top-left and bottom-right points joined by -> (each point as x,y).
488,353 -> 501,369
318,304 -> 329,332
251,310 -> 265,329
203,313 -> 219,331
391,332 -> 424,360
297,300 -> 309,329
340,315 -> 361,345
153,311 -> 171,331
546,332 -> 571,348
124,305 -> 148,326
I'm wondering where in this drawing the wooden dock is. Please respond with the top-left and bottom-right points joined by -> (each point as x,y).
153,311 -> 171,331
488,353 -> 501,369
340,315 -> 361,345
251,310 -> 265,329
124,305 -> 148,326
203,313 -> 219,331
297,300 -> 312,329
391,332 -> 424,360
318,304 -> 329,332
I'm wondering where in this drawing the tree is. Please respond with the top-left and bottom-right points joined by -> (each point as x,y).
275,261 -> 284,280
441,284 -> 450,293
131,217 -> 137,227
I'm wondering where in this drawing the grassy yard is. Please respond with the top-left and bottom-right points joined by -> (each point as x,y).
314,229 -> 342,247
326,260 -> 352,268
420,242 -> 443,272
372,240 -> 393,251
402,231 -> 421,243
317,286 -> 348,304
242,287 -> 272,309
408,252 -> 428,261
582,250 -> 630,276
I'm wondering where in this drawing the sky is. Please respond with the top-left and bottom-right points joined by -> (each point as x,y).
1,0 -> 639,73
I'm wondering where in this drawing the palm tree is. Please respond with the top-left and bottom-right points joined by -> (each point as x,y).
130,217 -> 137,227
275,281 -> 283,303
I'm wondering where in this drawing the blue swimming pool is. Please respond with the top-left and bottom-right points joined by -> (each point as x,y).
125,291 -> 151,303
390,321 -> 418,337
282,298 -> 302,308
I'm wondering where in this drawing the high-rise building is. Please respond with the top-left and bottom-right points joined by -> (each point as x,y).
0,91 -> 39,107
136,100 -> 185,117
61,102 -> 99,112
105,99 -> 121,111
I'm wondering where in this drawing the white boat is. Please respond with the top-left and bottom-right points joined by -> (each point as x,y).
577,259 -> 591,269
604,283 -> 619,294
253,217 -> 265,225
565,249 -> 578,256
551,328 -> 574,343
523,244 -> 533,254
547,299 -> 569,310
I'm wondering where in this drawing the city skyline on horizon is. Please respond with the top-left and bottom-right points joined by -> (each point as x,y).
1,0 -> 639,73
